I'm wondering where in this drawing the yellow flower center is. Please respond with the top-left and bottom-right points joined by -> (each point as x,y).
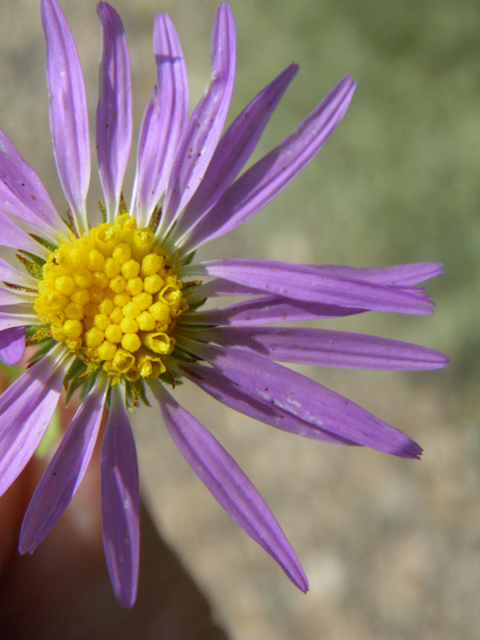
34,213 -> 188,381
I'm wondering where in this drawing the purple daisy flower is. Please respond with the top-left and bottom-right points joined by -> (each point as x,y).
0,0 -> 447,608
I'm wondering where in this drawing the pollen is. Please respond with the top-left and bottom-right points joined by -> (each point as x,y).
34,214 -> 188,381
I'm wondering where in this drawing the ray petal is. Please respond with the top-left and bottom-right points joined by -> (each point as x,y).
150,381 -> 308,592
41,0 -> 90,234
0,345 -> 69,497
97,2 -> 133,222
101,384 -> 140,608
19,375 -> 108,553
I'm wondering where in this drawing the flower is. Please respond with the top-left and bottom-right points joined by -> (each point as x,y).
0,0 -> 447,608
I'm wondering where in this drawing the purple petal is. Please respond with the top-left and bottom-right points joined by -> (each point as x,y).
180,295 -> 364,326
0,211 -> 50,259
0,128 -> 65,240
132,14 -> 188,227
19,376 -> 108,554
0,257 -> 38,289
182,259 -> 435,315
0,287 -> 35,307
182,363 -> 356,445
150,381 -> 308,592
171,64 -> 299,244
187,278 -> 266,299
0,327 -> 26,365
178,339 -> 423,459
0,310 -> 38,332
311,263 -> 444,287
97,3 -> 133,223
101,384 -> 140,608
160,4 -> 236,235
41,0 -> 90,234
181,75 -> 356,253
0,345 -> 68,497
200,326 -> 449,371
185,263 -> 442,303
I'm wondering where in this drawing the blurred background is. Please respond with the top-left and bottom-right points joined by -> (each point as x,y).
0,0 -> 478,638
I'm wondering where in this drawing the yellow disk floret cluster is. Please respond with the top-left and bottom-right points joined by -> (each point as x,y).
34,214 -> 188,381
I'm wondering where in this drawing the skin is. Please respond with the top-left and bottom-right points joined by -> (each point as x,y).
0,405 -> 228,640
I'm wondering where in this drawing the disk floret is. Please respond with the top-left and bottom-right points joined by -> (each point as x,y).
34,214 -> 188,381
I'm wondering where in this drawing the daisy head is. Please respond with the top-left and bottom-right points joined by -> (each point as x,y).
0,0 -> 447,607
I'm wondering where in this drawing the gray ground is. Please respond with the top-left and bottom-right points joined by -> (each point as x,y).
0,0 -> 479,638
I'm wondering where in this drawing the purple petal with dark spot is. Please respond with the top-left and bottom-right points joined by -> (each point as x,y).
0,128 -> 65,239
182,363 -> 356,445
178,339 -> 423,459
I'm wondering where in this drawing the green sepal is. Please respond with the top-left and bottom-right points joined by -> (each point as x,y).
158,371 -> 183,387
63,357 -> 88,390
79,368 -> 100,399
183,280 -> 202,290
125,378 -> 150,408
1,281 -> 37,293
64,359 -> 102,405
119,193 -> 128,215
105,384 -> 113,410
25,325 -> 52,346
16,253 -> 44,279
138,381 -> 151,406
182,250 -> 196,266
98,200 -> 107,223
65,209 -> 79,237
27,338 -> 56,363
185,297 -> 207,310
29,235 -> 58,253
148,206 -> 162,233
170,346 -> 199,362
18,250 -> 46,267
125,379 -> 138,408
64,380 -> 80,405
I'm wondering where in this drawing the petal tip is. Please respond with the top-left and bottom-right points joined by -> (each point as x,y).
116,585 -> 137,609
295,574 -> 309,594
402,441 -> 423,460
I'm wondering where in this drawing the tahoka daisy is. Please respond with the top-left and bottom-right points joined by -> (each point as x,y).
0,0 -> 447,607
